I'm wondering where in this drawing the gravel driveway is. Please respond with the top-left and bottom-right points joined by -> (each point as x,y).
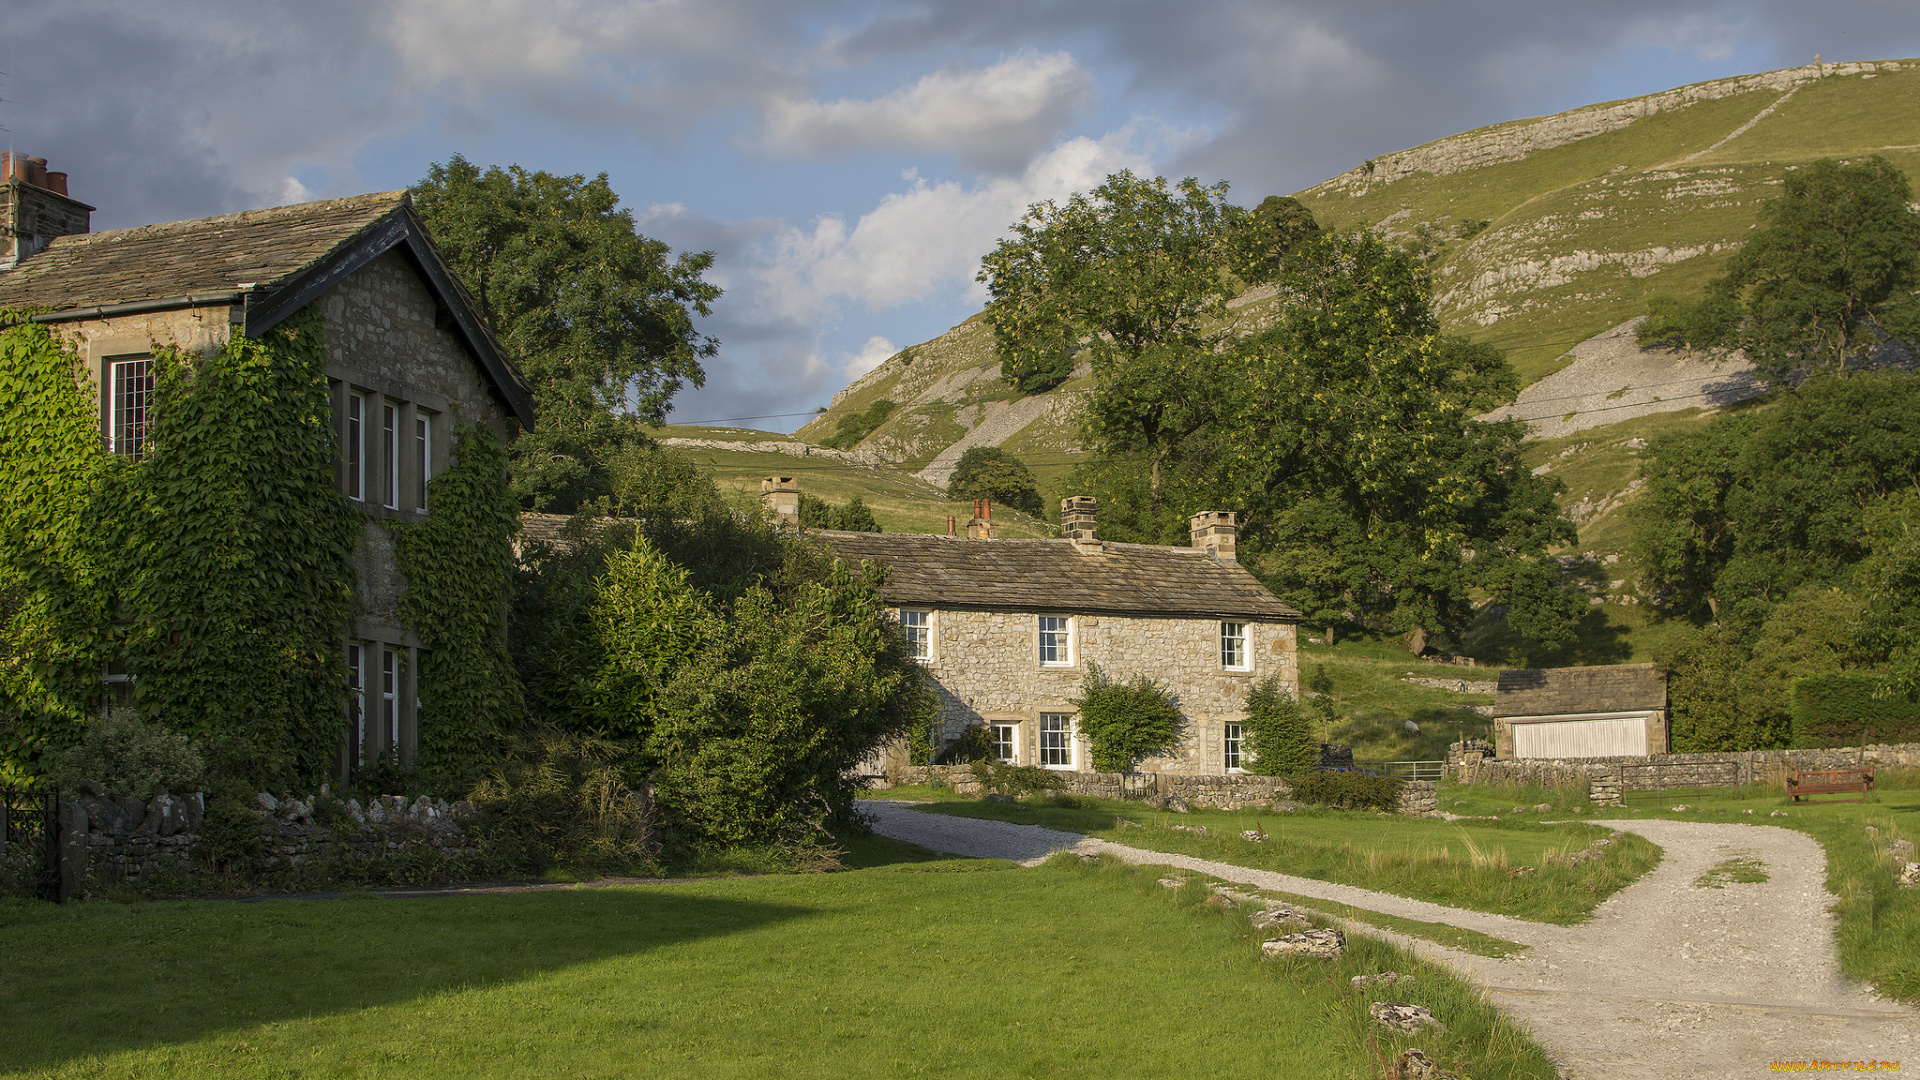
862,801 -> 1918,1079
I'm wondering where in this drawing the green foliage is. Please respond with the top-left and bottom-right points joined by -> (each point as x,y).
1790,672 -> 1920,748
821,398 -> 895,450
1639,157 -> 1920,384
797,493 -> 882,532
1240,675 -> 1316,776
1230,195 -> 1321,283
1071,663 -> 1183,774
45,707 -> 205,798
0,309 -> 360,788
1287,769 -> 1403,810
467,727 -> 658,874
588,540 -> 722,743
945,446 -> 1044,517
648,556 -> 933,845
411,156 -> 721,512
970,756 -> 1065,796
1657,623 -> 1761,751
395,425 -> 527,782
933,723 -> 994,765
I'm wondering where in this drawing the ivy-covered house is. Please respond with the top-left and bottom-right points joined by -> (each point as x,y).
0,157 -> 534,785
819,497 -> 1302,775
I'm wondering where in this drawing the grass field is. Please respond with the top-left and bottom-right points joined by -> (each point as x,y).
0,838 -> 1557,1080
907,794 -> 1658,924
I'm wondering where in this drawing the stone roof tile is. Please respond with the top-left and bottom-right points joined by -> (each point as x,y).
1492,663 -> 1667,717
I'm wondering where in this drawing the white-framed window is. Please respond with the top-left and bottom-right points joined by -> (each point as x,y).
899,609 -> 931,660
1038,616 -> 1072,667
1224,722 -> 1244,772
344,391 -> 366,500
346,644 -> 366,766
381,646 -> 402,756
1039,713 -> 1075,769
381,403 -> 400,510
1221,621 -> 1249,670
414,410 -> 434,511
108,356 -> 154,459
991,723 -> 1018,764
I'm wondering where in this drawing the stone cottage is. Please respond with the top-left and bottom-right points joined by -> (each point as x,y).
1491,663 -> 1669,758
0,155 -> 535,777
820,496 -> 1302,774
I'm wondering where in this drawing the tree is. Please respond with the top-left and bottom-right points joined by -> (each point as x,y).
978,171 -> 1245,499
412,157 -> 722,512
1639,156 -> 1920,384
1070,664 -> 1183,774
797,494 -> 881,532
1230,195 -> 1320,284
946,447 -> 1044,517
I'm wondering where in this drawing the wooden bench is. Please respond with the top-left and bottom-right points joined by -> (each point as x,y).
1787,767 -> 1875,803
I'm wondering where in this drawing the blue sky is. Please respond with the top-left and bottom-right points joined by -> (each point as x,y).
6,1 -> 1917,431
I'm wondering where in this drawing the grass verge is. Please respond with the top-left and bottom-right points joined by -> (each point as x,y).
1251,887 -> 1529,959
0,845 -> 1557,1079
908,794 -> 1659,923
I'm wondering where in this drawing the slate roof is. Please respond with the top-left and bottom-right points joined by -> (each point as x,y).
1492,663 -> 1667,718
818,532 -> 1301,621
0,191 -> 535,429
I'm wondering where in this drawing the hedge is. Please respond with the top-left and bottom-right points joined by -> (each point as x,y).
1789,672 -> 1920,748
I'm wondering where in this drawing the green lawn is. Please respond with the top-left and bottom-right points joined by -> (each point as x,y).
908,794 -> 1658,924
0,842 -> 1556,1080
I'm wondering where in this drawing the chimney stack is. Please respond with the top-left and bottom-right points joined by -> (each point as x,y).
1061,495 -> 1100,551
1189,511 -> 1238,563
966,498 -> 996,539
760,475 -> 800,524
1,153 -> 93,271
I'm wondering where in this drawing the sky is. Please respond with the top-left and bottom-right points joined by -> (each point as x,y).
5,1 -> 1918,432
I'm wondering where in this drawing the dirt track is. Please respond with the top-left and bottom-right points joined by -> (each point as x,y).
862,801 -> 1917,1079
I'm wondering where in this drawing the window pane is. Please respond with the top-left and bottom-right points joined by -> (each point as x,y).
1040,713 -> 1073,767
346,393 -> 364,499
382,404 -> 398,509
415,413 -> 431,510
899,610 -> 930,659
110,358 -> 154,459
1221,621 -> 1247,669
1039,616 -> 1071,665
991,724 -> 1016,763
347,645 -> 365,766
1224,722 -> 1242,771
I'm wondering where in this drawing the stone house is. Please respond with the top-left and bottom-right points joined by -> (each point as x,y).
820,496 -> 1302,774
0,155 -> 534,777
1491,663 -> 1669,759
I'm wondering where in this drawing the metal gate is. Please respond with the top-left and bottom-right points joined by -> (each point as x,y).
1356,760 -> 1447,782
1619,762 -> 1741,803
0,789 -> 61,902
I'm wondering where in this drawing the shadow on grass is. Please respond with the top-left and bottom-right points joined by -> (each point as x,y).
0,887 -> 809,1074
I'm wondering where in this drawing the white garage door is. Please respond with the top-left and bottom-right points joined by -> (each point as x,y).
1512,716 -> 1646,759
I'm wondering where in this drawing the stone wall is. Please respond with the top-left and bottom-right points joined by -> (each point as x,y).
910,609 -> 1298,775
63,784 -> 480,883
1451,742 -> 1920,803
879,766 -> 1437,816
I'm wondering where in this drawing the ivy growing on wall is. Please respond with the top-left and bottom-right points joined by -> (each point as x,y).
0,308 -> 360,787
394,424 -> 527,779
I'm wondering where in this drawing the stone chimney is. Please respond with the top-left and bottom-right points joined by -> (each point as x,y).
1190,510 -> 1237,562
761,475 -> 799,523
1,153 -> 93,271
1061,495 -> 1100,551
966,498 -> 996,539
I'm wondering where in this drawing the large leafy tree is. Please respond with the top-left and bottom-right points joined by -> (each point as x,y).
1640,156 -> 1920,384
946,446 -> 1044,517
977,171 -> 1245,503
413,156 -> 722,512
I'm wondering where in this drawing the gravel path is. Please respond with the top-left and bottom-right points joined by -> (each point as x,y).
862,801 -> 1918,1078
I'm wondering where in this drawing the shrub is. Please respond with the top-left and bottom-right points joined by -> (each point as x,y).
971,756 -> 1064,797
797,493 -> 882,532
468,727 -> 658,875
822,399 -> 895,450
934,723 -> 994,765
1288,769 -> 1403,810
1072,664 -> 1182,774
1240,675 -> 1315,776
45,707 -> 206,798
1790,672 -> 1920,747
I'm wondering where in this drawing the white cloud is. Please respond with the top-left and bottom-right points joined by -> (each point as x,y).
842,335 -> 898,380
276,177 -> 317,206
753,128 -> 1162,319
762,52 -> 1094,172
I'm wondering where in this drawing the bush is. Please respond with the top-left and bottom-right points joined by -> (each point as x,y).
1240,676 -> 1315,776
1072,664 -> 1183,774
797,493 -> 881,532
946,447 -> 1044,517
468,728 -> 658,875
971,756 -> 1064,797
1791,672 -> 1920,747
45,707 -> 206,798
821,399 -> 895,450
934,723 -> 994,765
1288,769 -> 1403,810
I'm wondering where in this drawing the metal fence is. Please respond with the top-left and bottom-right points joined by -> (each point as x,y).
1355,760 -> 1447,782
1,789 -> 61,902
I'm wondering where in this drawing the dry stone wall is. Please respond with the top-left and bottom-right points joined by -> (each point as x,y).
882,766 -> 1437,815
1451,742 -> 1920,803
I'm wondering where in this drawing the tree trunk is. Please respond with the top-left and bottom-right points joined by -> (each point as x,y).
1407,624 -> 1430,656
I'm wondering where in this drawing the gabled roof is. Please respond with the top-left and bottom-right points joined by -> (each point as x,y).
819,532 -> 1301,621
0,192 -> 535,429
1492,663 -> 1667,718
